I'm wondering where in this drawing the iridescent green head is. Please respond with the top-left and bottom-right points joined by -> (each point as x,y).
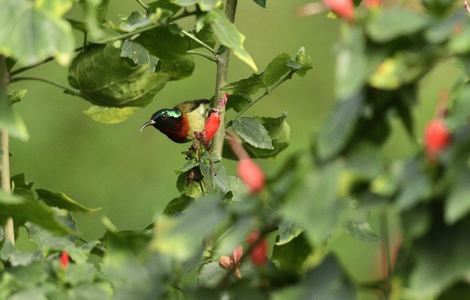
140,108 -> 189,143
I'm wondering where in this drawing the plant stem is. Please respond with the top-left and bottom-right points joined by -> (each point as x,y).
181,30 -> 216,54
136,0 -> 148,10
0,56 -> 15,245
10,76 -> 83,97
212,0 -> 238,157
9,46 -> 85,77
187,50 -> 217,62
236,70 -> 294,118
380,209 -> 392,298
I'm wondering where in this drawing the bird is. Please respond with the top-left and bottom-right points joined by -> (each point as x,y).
140,99 -> 211,143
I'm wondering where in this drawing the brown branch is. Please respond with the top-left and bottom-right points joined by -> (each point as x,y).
0,55 -> 15,245
211,0 -> 238,157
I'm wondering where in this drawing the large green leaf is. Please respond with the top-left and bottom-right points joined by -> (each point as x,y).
120,39 -> 159,72
301,256 -> 356,300
282,163 -> 347,246
0,191 -> 72,235
408,219 -> 470,299
68,44 -> 170,107
316,94 -> 364,160
83,106 -> 138,124
395,158 -> 432,211
232,117 -> 273,150
135,26 -> 195,80
207,10 -> 257,71
252,0 -> 266,8
0,0 -> 74,66
366,8 -> 430,42
445,166 -> 470,224
224,114 -> 290,159
36,189 -> 99,213
272,233 -> 311,273
151,193 -> 227,261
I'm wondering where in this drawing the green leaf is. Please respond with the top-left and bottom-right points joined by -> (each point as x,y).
272,233 -> 311,273
0,195 -> 72,235
27,224 -> 95,264
119,11 -> 153,32
317,94 -> 364,160
35,0 -> 73,17
172,0 -> 222,11
282,163 -> 346,246
252,0 -> 266,8
36,189 -> 99,213
225,94 -> 252,112
68,44 -> 170,107
224,114 -> 290,159
302,256 -> 356,300
67,283 -> 113,300
207,10 -> 257,72
0,241 -> 41,267
366,8 -> 430,42
222,74 -> 265,96
445,166 -> 470,224
0,0 -> 74,66
345,219 -> 381,243
121,39 -> 159,72
0,74 -> 29,140
263,53 -> 292,86
276,220 -> 303,246
151,193 -> 227,261
136,26 -> 195,80
408,220 -> 470,299
336,27 -> 367,99
81,0 -> 110,40
83,106 -> 138,124
232,117 -> 273,150
163,195 -> 193,216
395,158 -> 432,211
8,89 -> 27,105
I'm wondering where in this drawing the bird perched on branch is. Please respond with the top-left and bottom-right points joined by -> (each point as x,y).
140,99 -> 211,143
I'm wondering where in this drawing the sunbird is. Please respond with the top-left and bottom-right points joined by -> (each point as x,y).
140,99 -> 211,143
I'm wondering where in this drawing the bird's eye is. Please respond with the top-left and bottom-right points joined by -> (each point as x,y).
161,113 -> 167,119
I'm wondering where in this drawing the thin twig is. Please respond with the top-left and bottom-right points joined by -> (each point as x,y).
10,77 -> 82,97
211,0 -> 238,157
236,70 -> 294,118
0,56 -> 15,245
187,50 -> 217,62
181,30 -> 216,54
380,209 -> 391,298
136,0 -> 148,10
9,46 -> 85,76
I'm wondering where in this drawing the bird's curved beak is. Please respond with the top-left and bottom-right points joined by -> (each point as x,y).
139,120 -> 156,132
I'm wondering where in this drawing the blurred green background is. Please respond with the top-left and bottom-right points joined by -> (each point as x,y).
10,0 -> 459,284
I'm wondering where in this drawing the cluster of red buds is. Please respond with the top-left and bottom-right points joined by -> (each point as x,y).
424,118 -> 451,162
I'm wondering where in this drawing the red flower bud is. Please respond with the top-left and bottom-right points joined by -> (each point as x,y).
232,246 -> 243,264
237,158 -> 265,194
203,111 -> 221,142
323,0 -> 354,21
247,230 -> 268,267
424,119 -> 451,161
60,251 -> 69,269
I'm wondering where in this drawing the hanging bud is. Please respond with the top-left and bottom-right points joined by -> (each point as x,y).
424,119 -> 451,161
219,255 -> 233,269
60,251 -> 69,269
323,0 -> 355,21
237,158 -> 265,194
247,230 -> 268,267
203,111 -> 221,142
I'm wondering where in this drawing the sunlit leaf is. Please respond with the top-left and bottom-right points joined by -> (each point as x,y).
83,106 -> 139,124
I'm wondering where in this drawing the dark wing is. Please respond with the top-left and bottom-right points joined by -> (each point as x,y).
175,99 -> 211,114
